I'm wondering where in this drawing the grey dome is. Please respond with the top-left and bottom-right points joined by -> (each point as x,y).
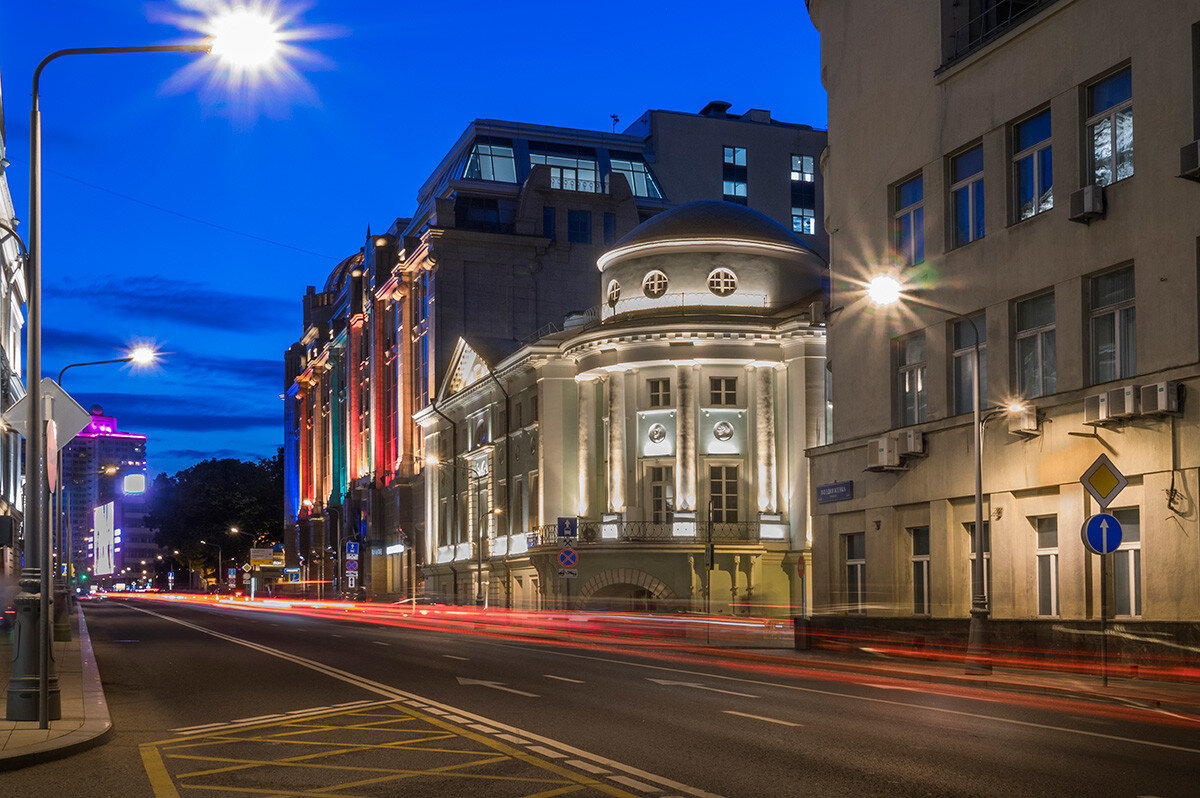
613,201 -> 813,253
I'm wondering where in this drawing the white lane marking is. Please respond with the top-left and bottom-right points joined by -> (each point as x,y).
232,714 -> 285,723
332,634 -> 344,638
469,723 -> 499,733
545,675 -> 585,683
610,775 -> 662,792
373,641 -> 390,646
496,733 -> 531,745
528,744 -> 567,759
444,715 -> 470,724
567,758 -> 611,774
168,722 -> 228,733
647,678 -> 758,698
496,642 -> 1200,757
443,654 -> 469,661
456,677 -> 539,698
169,699 -> 394,733
128,603 -> 720,797
722,710 -> 801,727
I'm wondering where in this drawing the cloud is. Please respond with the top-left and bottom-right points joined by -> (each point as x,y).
66,392 -> 277,432
46,276 -> 293,332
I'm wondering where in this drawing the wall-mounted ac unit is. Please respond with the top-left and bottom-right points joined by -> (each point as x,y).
1069,185 -> 1105,224
866,436 -> 900,469
897,429 -> 925,456
1083,393 -> 1109,424
1140,381 -> 1180,414
1181,140 -> 1200,182
1008,406 -> 1039,436
1106,385 -> 1139,418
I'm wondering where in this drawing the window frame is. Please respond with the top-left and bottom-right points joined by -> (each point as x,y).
949,144 -> 985,248
643,270 -> 669,299
1033,515 -> 1059,617
1089,265 -> 1136,385
707,268 -> 738,297
709,376 -> 738,407
1111,507 -> 1142,618
965,521 -> 992,602
567,209 -> 592,244
648,378 -> 672,408
645,462 -> 675,524
845,532 -> 866,614
1012,108 -> 1053,222
910,526 -> 931,616
1015,291 -> 1056,398
894,174 -> 925,267
708,462 -> 741,524
1086,67 -> 1134,188
790,154 -> 815,182
952,314 -> 988,416
792,206 -> 816,235
896,332 -> 927,426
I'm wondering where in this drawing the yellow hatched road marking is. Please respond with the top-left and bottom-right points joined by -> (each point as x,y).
139,743 -> 182,798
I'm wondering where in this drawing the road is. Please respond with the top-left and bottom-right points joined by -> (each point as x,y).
4,597 -> 1199,797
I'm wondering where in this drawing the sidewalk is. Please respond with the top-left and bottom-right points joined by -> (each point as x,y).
0,605 -> 112,770
720,643 -> 1200,716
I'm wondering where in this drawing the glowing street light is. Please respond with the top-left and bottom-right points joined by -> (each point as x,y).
865,275 -> 903,306
207,5 -> 283,69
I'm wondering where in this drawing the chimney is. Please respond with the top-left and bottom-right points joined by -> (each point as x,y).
741,108 -> 772,124
699,100 -> 732,118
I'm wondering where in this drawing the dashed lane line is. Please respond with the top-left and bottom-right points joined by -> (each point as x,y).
722,710 -> 802,727
128,603 -> 723,798
547,675 -> 586,683
443,654 -> 469,661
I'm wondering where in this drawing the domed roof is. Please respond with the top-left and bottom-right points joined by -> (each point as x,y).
612,201 -> 813,253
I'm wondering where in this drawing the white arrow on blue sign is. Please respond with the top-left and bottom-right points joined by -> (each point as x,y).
1081,513 -> 1122,555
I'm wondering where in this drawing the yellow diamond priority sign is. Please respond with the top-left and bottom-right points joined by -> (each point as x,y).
1081,453 -> 1128,510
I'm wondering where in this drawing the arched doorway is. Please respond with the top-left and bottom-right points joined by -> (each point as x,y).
579,568 -> 676,613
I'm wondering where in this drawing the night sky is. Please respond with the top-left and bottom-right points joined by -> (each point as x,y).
0,0 -> 827,478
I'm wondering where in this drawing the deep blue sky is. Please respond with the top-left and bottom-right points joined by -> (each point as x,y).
0,0 -> 827,478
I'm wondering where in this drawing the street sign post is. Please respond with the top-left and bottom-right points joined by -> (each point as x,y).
240,563 -> 251,574
249,548 -> 274,566
557,547 -> 578,580
345,559 -> 359,572
1079,454 -> 1127,689
557,517 -> 578,540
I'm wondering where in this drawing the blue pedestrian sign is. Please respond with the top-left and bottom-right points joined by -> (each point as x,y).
1081,513 -> 1122,555
346,541 -> 360,557
558,548 -> 577,568
557,517 -> 578,538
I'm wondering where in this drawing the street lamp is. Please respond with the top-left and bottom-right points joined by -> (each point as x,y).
8,10 -> 285,727
865,274 -> 991,673
199,540 -> 223,591
56,346 -> 160,385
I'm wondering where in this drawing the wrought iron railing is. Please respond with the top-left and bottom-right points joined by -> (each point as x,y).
549,176 -> 603,193
941,0 -> 1058,67
526,519 -> 762,548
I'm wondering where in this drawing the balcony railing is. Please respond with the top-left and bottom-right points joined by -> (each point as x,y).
549,176 -> 602,194
526,519 -> 763,548
941,0 -> 1059,68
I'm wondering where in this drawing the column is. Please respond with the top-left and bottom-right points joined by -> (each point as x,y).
755,366 -> 777,513
607,371 -> 626,512
577,377 -> 595,517
675,365 -> 697,512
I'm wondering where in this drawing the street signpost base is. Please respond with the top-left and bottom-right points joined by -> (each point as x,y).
5,569 -> 61,721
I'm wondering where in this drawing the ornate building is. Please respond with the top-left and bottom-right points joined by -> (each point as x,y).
415,202 -> 827,612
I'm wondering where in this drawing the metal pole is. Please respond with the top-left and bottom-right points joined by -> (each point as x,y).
965,319 -> 991,674
1100,553 -> 1109,687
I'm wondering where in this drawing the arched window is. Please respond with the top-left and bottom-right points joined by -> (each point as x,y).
707,268 -> 738,297
642,270 -> 669,298
606,279 -> 622,308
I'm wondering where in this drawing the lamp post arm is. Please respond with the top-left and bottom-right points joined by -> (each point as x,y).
33,45 -> 210,97
57,357 -> 133,385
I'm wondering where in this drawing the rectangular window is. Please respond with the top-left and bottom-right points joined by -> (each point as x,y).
411,270 -> 431,410
648,378 -> 671,408
709,377 -> 737,406
952,314 -> 988,415
950,145 -> 985,247
529,472 -> 540,529
603,213 -> 616,246
610,153 -> 664,199
542,206 -> 556,240
512,401 -> 523,431
791,154 -> 815,182
515,476 -> 526,532
463,138 -> 517,182
1087,68 -> 1133,187
965,521 -> 991,601
723,146 -> 748,204
897,333 -> 927,426
1090,266 -> 1136,384
1016,292 -> 1056,398
845,532 -> 865,613
529,394 -> 538,422
530,147 -> 600,193
1013,110 -> 1052,220
911,526 -> 930,615
709,464 -> 740,523
648,465 -> 675,523
1112,507 -> 1141,617
1035,516 -> 1059,617
567,210 -> 592,244
792,207 -> 816,235
894,175 -> 925,266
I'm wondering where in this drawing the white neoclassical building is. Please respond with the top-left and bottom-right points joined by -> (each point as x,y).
415,201 -> 828,614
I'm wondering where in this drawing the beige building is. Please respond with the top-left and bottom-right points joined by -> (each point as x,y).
415,202 -> 826,613
807,0 -> 1200,625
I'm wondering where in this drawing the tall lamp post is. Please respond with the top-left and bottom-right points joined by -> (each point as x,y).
6,11 -> 286,726
866,275 -> 992,674
199,540 -> 223,593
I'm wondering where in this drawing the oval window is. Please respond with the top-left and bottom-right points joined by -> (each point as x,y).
642,270 -> 669,298
707,268 -> 738,297
606,279 -> 622,308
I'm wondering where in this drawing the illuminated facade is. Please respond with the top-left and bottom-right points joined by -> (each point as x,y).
284,106 -> 828,600
62,408 -> 150,584
808,0 -> 1200,624
415,202 -> 827,611
0,79 -> 25,578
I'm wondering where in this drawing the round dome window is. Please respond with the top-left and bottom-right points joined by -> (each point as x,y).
707,268 -> 738,297
642,270 -> 669,299
606,279 -> 621,308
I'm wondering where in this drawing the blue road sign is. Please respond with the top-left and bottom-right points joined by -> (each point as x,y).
288,572 -> 300,583
346,541 -> 360,557
345,559 -> 359,572
557,517 -> 578,538
1082,513 -> 1122,555
558,548 -> 577,568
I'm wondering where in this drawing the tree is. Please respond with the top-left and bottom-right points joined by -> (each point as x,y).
147,448 -> 284,575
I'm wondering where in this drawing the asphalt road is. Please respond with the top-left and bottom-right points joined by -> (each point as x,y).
4,598 -> 1199,797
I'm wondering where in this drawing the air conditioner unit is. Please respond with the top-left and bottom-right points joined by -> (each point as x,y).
1107,385 -> 1139,418
897,429 -> 925,457
866,436 -> 900,469
1083,392 -> 1109,424
1140,381 -> 1180,414
1181,141 -> 1200,182
1008,406 -> 1039,436
1068,185 -> 1105,224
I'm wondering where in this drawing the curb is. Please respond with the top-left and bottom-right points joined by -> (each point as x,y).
0,608 -> 113,771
